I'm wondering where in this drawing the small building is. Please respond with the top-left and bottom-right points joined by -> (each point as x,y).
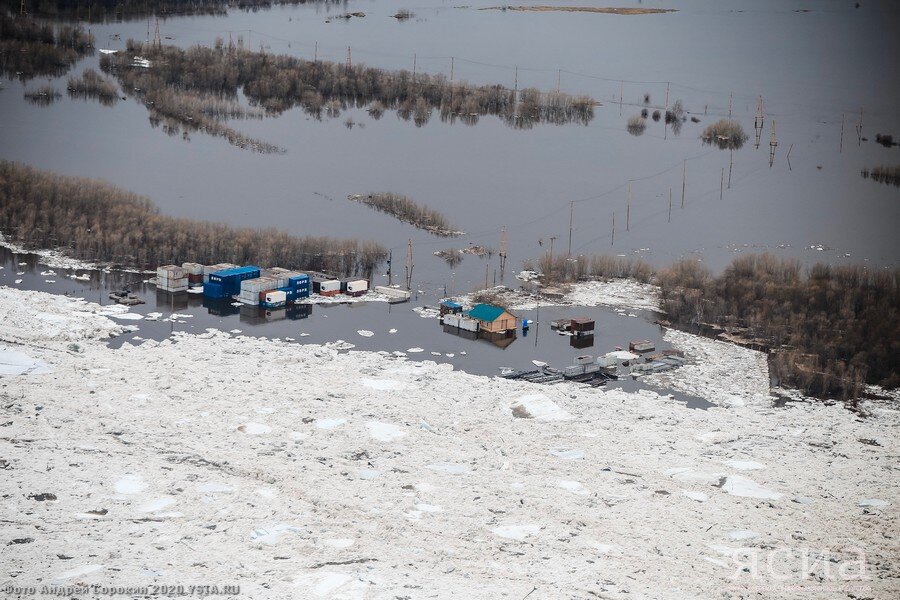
440,301 -> 463,317
467,303 -> 517,334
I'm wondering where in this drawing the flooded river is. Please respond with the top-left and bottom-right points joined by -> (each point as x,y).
0,0 -> 898,294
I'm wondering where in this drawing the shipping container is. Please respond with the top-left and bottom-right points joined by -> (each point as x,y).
207,266 -> 262,297
262,290 -> 287,308
157,265 -> 186,279
596,356 -> 618,368
574,354 -> 594,365
181,262 -> 203,275
346,279 -> 368,296
240,276 -> 279,294
443,313 -> 479,332
318,279 -> 341,296
203,263 -> 238,283
570,318 -> 595,334
203,281 -> 227,299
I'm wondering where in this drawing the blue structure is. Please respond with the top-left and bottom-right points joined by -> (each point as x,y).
203,266 -> 261,298
287,274 -> 311,298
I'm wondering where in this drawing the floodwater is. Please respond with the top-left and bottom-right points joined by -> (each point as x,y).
0,245 -> 713,408
0,0 -> 898,295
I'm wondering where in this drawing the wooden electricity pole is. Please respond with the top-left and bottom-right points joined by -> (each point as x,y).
404,239 -> 413,290
668,188 -> 672,223
720,168 -> 724,200
681,159 -> 686,209
611,212 -> 615,245
450,57 -> 454,81
346,46 -> 352,70
626,182 -> 631,231
567,201 -> 574,256
499,226 -> 508,280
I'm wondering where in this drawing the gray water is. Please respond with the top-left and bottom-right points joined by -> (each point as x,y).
1,245 -> 715,407
1,0 -> 898,294
2,1 -> 899,281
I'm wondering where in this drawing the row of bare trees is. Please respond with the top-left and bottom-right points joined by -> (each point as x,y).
1,1 -> 333,22
101,41 -> 595,132
0,160 -> 386,276
657,253 -> 899,401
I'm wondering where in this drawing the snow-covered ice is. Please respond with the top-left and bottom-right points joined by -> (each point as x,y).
1,284 -> 897,599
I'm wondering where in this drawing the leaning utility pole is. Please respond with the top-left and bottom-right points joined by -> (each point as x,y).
626,182 -> 632,231
567,201 -> 574,256
681,159 -> 686,209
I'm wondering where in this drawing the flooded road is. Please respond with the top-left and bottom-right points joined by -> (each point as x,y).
1,2 -> 898,300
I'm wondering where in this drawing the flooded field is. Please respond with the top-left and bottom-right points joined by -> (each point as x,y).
0,0 -> 897,295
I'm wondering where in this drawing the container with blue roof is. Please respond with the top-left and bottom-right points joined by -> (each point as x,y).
203,265 -> 261,299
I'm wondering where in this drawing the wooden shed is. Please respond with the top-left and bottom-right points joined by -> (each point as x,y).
467,303 -> 518,334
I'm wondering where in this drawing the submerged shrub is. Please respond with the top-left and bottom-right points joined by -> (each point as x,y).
701,119 -> 748,149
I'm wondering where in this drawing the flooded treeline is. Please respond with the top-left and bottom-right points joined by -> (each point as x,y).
527,252 -> 654,284
101,41 -> 595,133
1,1 -> 338,22
0,161 -> 386,276
349,193 -> 461,237
861,164 -> 900,187
0,13 -> 93,79
657,254 -> 899,402
67,68 -> 119,105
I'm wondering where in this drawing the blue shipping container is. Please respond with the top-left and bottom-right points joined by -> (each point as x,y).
203,281 -> 227,299
207,265 -> 261,297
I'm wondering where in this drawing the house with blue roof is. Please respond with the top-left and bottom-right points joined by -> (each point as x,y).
467,303 -> 518,334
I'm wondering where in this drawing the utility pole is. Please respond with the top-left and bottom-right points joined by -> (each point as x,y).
668,188 -> 672,223
728,148 -> 733,188
665,82 -> 670,113
450,57 -> 454,81
619,80 -> 623,115
484,264 -> 489,290
611,212 -> 615,245
567,201 -> 574,256
314,41 -> 317,62
499,226 -> 508,280
856,107 -> 863,145
556,69 -> 561,94
728,91 -> 733,118
681,159 -> 686,209
626,182 -> 631,231
346,46 -> 352,70
514,66 -> 518,95
769,120 -> 778,167
413,53 -> 417,81
754,95 -> 764,149
839,113 -> 844,153
20,0 -> 26,16
404,239 -> 413,290
720,167 -> 724,200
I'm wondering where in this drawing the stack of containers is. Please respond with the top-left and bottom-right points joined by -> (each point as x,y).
279,273 -> 311,303
204,266 -> 261,299
238,276 -> 278,305
182,262 -> 204,285
261,267 -> 298,289
157,265 -> 188,293
203,263 -> 238,284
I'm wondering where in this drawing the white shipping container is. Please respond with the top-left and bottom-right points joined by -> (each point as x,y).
159,283 -> 188,292
264,290 -> 287,304
574,355 -> 594,365
347,280 -> 368,293
319,280 -> 341,293
157,265 -> 186,279
443,314 -> 479,332
240,277 -> 278,294
181,262 -> 204,275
